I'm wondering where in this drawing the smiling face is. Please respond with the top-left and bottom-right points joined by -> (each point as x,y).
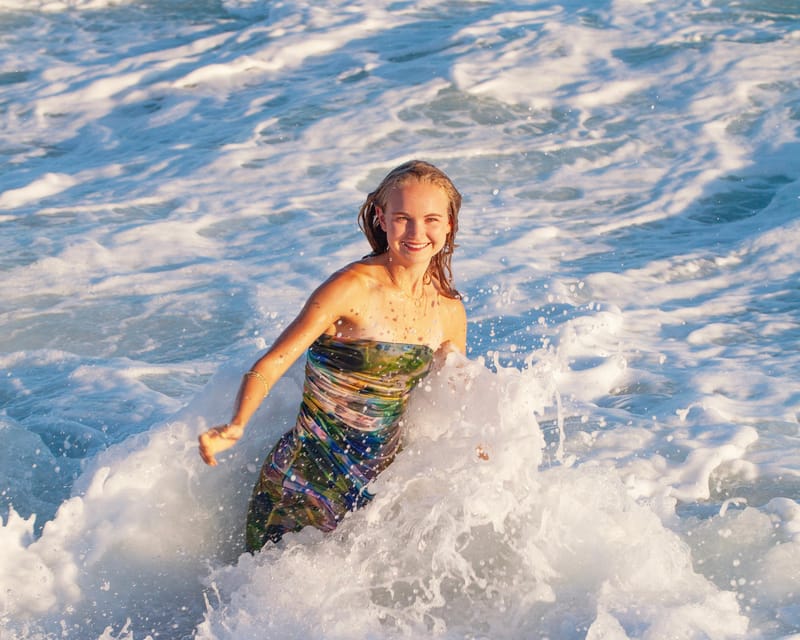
376,179 -> 452,268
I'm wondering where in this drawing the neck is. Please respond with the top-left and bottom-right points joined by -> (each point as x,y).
384,260 -> 428,298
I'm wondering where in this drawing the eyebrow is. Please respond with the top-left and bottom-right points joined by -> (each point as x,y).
389,210 -> 446,216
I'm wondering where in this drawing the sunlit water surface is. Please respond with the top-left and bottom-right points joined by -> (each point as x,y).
1,1 -> 799,638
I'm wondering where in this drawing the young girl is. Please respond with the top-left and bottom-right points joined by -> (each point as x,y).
198,160 -> 466,551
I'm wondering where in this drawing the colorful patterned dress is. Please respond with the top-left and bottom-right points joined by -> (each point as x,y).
245,334 -> 434,551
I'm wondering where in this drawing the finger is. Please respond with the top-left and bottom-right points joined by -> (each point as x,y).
200,448 -> 218,466
198,435 -> 218,466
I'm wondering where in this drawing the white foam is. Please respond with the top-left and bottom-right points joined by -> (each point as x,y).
0,173 -> 77,209
196,355 -> 749,639
1,0 -> 799,637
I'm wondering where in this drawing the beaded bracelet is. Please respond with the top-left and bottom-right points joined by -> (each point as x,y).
243,370 -> 269,398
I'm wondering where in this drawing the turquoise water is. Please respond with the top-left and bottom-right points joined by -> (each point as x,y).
1,1 -> 799,638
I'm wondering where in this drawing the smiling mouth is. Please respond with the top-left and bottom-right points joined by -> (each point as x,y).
402,241 -> 431,250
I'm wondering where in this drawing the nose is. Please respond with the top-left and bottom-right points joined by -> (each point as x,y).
405,219 -> 423,240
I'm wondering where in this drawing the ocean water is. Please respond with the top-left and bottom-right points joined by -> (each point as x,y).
1,0 -> 799,638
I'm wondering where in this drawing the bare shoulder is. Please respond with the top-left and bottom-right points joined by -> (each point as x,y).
314,260 -> 377,297
304,260 -> 383,330
438,293 -> 467,352
439,292 -> 466,316
341,258 -> 383,279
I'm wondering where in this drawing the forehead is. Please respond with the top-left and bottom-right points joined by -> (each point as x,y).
383,178 -> 450,214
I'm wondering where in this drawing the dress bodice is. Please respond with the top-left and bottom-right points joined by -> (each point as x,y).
246,333 -> 434,550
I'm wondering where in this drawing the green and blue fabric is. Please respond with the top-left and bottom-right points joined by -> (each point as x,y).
246,334 -> 433,551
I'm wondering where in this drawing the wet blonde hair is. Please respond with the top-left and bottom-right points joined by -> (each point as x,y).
357,160 -> 462,299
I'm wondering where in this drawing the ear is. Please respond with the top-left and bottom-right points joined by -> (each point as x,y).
375,205 -> 386,231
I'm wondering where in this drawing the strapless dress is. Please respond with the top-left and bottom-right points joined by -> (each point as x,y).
246,333 -> 433,551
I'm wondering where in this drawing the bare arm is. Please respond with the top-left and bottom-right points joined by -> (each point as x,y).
198,270 -> 361,466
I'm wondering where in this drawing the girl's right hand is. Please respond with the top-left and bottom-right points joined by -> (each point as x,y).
198,423 -> 244,467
